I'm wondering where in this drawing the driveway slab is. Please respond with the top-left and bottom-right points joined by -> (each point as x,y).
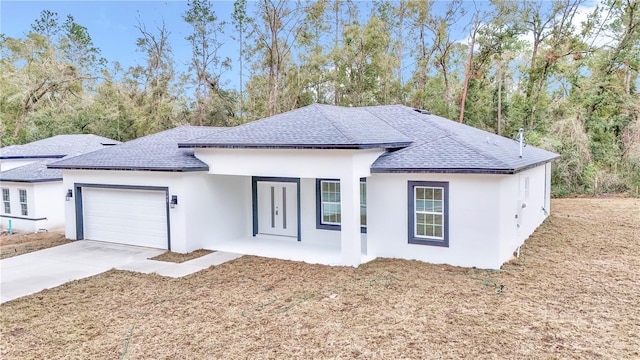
117,251 -> 243,278
0,241 -> 164,303
1,240 -> 245,304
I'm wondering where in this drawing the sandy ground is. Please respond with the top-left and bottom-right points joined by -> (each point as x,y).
149,249 -> 214,263
0,232 -> 70,259
0,198 -> 638,359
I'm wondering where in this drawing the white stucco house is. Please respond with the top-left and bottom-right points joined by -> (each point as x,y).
48,105 -> 559,269
0,135 -> 119,232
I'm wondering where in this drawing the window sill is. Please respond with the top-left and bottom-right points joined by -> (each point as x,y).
317,223 -> 367,234
408,238 -> 448,247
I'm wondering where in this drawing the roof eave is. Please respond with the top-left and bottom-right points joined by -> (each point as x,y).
0,178 -> 62,183
0,155 -> 65,160
371,167 -> 518,175
46,165 -> 209,172
178,142 -> 412,150
371,157 -> 559,175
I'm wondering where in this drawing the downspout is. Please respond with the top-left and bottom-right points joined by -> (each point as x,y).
542,163 -> 549,216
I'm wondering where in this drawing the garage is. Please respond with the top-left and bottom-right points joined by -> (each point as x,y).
78,186 -> 169,249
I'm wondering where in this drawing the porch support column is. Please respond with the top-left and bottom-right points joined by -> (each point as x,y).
340,172 -> 361,267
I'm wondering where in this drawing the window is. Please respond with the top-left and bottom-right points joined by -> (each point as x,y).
360,181 -> 367,227
408,181 -> 449,247
19,189 -> 28,216
316,179 -> 366,232
321,180 -> 341,225
2,188 -> 10,214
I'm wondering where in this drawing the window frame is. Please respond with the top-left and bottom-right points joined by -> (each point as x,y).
18,189 -> 28,216
408,181 -> 449,247
316,178 -> 367,233
2,188 -> 10,214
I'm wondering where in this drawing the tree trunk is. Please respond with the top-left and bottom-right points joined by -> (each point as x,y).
458,14 -> 479,123
497,59 -> 503,136
333,1 -> 340,105
239,27 -> 244,119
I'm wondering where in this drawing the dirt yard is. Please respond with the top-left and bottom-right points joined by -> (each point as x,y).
1,198 -> 638,359
0,232 -> 70,259
149,249 -> 213,263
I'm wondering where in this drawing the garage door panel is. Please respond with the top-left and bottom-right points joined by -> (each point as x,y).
82,187 -> 168,249
84,210 -> 166,223
83,218 -> 167,235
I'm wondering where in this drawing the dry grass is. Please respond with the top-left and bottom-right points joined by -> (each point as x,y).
149,249 -> 213,263
0,232 -> 71,259
1,198 -> 639,359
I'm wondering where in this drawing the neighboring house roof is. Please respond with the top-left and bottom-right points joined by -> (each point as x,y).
1,134 -> 120,183
179,104 -> 413,149
0,160 -> 62,183
48,126 -> 225,172
0,134 -> 120,159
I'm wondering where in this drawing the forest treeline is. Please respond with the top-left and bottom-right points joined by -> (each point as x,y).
1,0 -> 638,195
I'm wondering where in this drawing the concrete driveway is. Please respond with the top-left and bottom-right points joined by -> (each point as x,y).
0,240 -> 164,304
1,240 -> 244,304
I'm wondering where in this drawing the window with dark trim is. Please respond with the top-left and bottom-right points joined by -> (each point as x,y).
408,181 -> 449,247
2,188 -> 10,214
316,178 -> 366,233
19,189 -> 28,216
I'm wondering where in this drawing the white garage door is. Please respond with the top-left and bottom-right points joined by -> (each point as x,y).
82,187 -> 168,249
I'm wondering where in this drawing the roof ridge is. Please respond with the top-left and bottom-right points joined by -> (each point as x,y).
313,104 -> 355,143
182,106 -> 317,145
362,104 -> 410,136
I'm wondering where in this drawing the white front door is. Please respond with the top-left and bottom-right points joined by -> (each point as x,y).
257,181 -> 297,237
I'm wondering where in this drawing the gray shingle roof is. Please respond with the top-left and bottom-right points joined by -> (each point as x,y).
43,105 -> 559,175
0,134 -> 120,159
48,126 -> 225,172
179,104 -> 558,174
179,104 -> 412,149
365,105 -> 559,174
0,160 -> 62,183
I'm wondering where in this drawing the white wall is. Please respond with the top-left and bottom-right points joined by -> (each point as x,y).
184,174 -> 252,250
0,159 -> 39,172
33,181 -> 65,231
0,183 -> 38,232
367,173 -> 503,269
367,166 -> 551,269
196,148 -> 383,179
496,164 -> 549,264
0,181 -> 65,233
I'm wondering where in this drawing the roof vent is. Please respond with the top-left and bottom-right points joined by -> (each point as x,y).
414,108 -> 431,115
515,128 -> 527,158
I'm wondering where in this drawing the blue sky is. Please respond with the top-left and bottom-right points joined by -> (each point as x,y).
1,1 -> 606,93
1,1 -> 240,87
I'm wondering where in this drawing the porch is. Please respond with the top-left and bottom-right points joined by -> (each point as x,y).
195,147 -> 386,267
209,234 -> 376,266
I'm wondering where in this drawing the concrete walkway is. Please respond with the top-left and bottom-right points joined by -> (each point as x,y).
0,240 -> 242,304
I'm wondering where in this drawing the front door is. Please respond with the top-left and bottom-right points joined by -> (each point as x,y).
257,181 -> 298,237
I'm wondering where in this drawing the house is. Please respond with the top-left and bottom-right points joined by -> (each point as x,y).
49,105 -> 559,269
0,134 -> 120,232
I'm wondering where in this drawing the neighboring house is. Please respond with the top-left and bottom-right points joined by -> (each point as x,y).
0,135 -> 119,232
49,105 -> 559,269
